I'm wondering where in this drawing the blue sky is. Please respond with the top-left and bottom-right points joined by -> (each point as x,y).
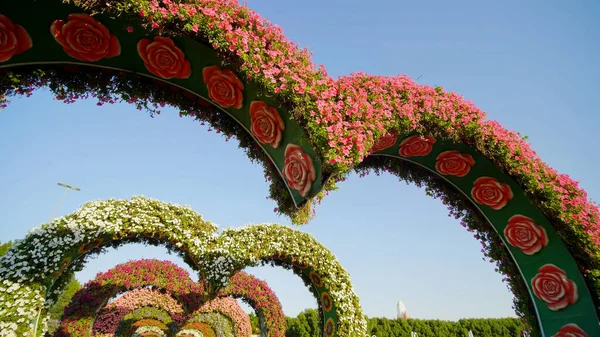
1,0 -> 599,320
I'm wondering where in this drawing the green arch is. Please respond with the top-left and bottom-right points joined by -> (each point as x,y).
0,1 -> 598,336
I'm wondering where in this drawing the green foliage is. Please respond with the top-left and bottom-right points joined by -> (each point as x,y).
283,310 -> 527,337
0,241 -> 13,256
248,313 -> 260,334
47,277 -> 81,321
285,309 -> 321,337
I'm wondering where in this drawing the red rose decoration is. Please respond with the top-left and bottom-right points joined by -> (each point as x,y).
50,14 -> 120,62
399,135 -> 436,157
0,14 -> 32,62
532,264 -> 578,311
203,65 -> 244,109
137,37 -> 191,79
282,144 -> 316,197
471,177 -> 513,210
435,150 -> 475,177
552,324 -> 588,337
504,215 -> 548,255
249,101 -> 285,148
371,133 -> 398,152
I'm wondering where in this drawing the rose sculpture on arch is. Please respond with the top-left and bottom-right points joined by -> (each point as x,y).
282,144 -> 316,197
552,324 -> 588,337
249,101 -> 285,148
370,133 -> 398,152
50,13 -> 120,62
398,135 -> 436,157
435,150 -> 475,177
0,14 -> 32,62
504,215 -> 548,255
203,65 -> 244,109
471,176 -> 513,210
532,264 -> 578,311
137,36 -> 191,79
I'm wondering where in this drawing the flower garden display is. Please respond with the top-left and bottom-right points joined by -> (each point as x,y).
189,297 -> 251,337
186,313 -> 233,337
61,261 -> 284,337
176,321 -> 215,337
0,197 -> 356,337
130,321 -> 167,337
0,0 -> 598,335
219,272 -> 285,337
54,259 -> 205,337
117,308 -> 175,337
93,288 -> 186,336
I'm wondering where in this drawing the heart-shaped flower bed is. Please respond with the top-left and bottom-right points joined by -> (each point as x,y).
2,197 -> 364,337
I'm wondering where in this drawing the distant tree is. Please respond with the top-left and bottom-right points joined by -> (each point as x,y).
0,240 -> 13,256
248,312 -> 260,334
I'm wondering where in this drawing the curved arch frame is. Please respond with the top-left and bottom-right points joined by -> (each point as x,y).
220,271 -> 286,337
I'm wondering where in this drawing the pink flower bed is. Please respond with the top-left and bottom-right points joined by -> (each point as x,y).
56,259 -> 205,337
190,297 -> 252,337
220,271 -> 285,337
93,288 -> 186,336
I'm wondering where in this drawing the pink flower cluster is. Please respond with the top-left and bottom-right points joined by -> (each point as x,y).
191,297 -> 252,337
93,288 -> 186,335
119,0 -> 599,247
56,259 -> 205,337
221,271 -> 285,337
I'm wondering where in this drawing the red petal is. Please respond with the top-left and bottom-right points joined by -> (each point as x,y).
0,14 -> 15,30
136,38 -> 151,64
50,20 -> 66,46
177,59 -> 191,79
14,25 -> 32,54
106,35 -> 121,58
539,264 -> 566,277
67,13 -> 110,38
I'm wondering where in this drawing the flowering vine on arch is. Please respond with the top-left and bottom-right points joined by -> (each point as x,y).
201,224 -> 366,337
219,271 -> 286,337
0,196 -> 217,337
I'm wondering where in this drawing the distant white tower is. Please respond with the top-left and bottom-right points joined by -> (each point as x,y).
396,300 -> 409,319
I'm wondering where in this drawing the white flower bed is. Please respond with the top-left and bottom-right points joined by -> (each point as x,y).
0,196 -> 217,337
